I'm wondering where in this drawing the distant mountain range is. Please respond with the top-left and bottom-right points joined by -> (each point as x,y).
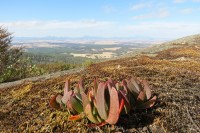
13,34 -> 200,54
13,36 -> 170,43
13,37 -> 169,46
14,36 -> 171,40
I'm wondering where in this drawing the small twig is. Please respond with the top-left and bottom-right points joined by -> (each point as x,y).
41,98 -> 49,100
186,106 -> 200,132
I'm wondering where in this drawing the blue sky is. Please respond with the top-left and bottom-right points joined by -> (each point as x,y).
0,0 -> 200,39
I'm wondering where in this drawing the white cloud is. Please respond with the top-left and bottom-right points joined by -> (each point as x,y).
174,0 -> 200,3
122,22 -> 200,39
0,20 -> 114,37
174,0 -> 186,3
192,0 -> 200,2
1,20 -> 111,30
133,8 -> 169,20
180,7 -> 200,14
130,3 -> 151,11
180,8 -> 193,14
103,6 -> 116,13
0,20 -> 200,39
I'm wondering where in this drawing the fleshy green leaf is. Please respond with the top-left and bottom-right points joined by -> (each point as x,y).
70,95 -> 83,113
81,91 -> 99,123
84,103 -> 100,124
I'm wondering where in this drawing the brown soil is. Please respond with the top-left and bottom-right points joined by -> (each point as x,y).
0,46 -> 200,133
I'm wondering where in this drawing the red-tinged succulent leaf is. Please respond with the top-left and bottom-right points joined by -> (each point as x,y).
88,90 -> 94,102
142,80 -> 151,99
78,79 -> 84,93
119,90 -> 131,114
50,95 -> 61,110
61,90 -> 77,113
56,94 -> 62,104
119,98 -> 124,114
74,86 -> 80,94
90,96 -> 102,122
87,122 -> 107,127
126,79 -> 139,98
81,92 -> 89,109
70,95 -> 83,113
136,96 -> 157,109
130,77 -> 142,92
122,80 -> 128,94
120,89 -> 127,95
93,98 -> 97,108
107,78 -> 115,87
93,78 -> 98,96
69,114 -> 82,121
123,79 -> 136,106
62,80 -> 75,110
137,90 -> 146,102
105,84 -> 120,125
61,90 -> 73,105
64,79 -> 70,93
97,122 -> 107,127
84,103 -> 99,124
115,82 -> 120,90
96,82 -> 108,120
119,90 -> 129,104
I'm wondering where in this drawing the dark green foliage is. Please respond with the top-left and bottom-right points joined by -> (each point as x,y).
0,27 -> 76,83
0,27 -> 77,83
0,26 -> 23,82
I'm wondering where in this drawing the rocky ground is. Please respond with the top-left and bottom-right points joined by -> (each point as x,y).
1,45 -> 200,133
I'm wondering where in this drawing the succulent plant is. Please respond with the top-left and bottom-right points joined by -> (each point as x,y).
50,77 -> 157,126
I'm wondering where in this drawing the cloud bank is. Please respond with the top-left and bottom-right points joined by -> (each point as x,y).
1,20 -> 200,39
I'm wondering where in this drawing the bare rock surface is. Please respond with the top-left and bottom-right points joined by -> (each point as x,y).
0,67 -> 85,90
